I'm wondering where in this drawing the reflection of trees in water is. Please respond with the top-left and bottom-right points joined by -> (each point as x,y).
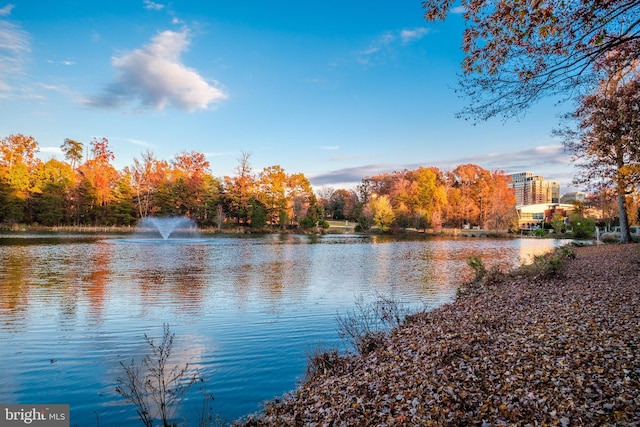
228,239 -> 312,313
133,244 -> 209,315
0,246 -> 31,323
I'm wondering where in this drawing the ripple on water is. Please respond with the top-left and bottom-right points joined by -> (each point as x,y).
0,234 -> 568,423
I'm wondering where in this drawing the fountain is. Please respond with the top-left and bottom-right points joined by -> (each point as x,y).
137,216 -> 198,240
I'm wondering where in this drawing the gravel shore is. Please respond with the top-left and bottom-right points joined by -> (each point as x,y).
243,243 -> 640,426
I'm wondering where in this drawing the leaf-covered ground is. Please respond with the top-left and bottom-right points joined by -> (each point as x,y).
242,243 -> 640,426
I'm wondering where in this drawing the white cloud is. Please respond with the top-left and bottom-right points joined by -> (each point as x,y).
0,4 -> 15,16
0,19 -> 30,96
357,31 -> 395,63
320,145 -> 340,151
85,30 -> 227,111
143,0 -> 164,11
450,6 -> 466,14
47,59 -> 75,66
357,28 -> 429,64
39,146 -> 63,154
311,145 -> 576,190
426,144 -> 571,173
127,138 -> 154,147
400,28 -> 430,44
204,151 -> 233,158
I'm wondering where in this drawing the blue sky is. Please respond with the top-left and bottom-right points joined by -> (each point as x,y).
0,1 -> 578,192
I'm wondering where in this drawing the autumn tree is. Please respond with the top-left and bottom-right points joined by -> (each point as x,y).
110,173 -> 136,226
0,133 -> 39,170
329,188 -> 359,220
411,167 -> 447,230
125,151 -> 170,218
368,194 -> 395,231
588,186 -> 619,228
557,55 -> 640,242
446,164 -> 485,227
257,165 -> 288,226
223,151 -> 255,225
422,1 -> 640,120
287,172 -> 315,225
77,137 -> 119,224
317,186 -> 336,218
61,138 -> 84,169
0,174 -> 25,223
485,170 -> 517,230
31,159 -> 76,226
0,134 -> 41,222
169,150 -> 218,222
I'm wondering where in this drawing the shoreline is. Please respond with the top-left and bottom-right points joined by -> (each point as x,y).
241,243 -> 640,426
0,224 -> 528,239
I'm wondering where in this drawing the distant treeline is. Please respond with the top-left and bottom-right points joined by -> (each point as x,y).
0,134 -> 516,231
321,164 -> 517,232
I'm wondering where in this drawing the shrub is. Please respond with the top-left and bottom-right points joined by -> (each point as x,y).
115,324 -> 214,427
519,245 -> 576,279
299,217 -> 316,229
336,294 -> 411,355
304,345 -> 344,381
461,256 -> 506,296
533,227 -> 547,237
569,214 -> 595,239
467,255 -> 487,282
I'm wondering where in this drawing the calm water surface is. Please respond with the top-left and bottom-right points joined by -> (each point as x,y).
0,233 -> 568,425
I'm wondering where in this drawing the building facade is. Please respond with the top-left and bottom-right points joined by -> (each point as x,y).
509,172 -> 560,206
516,203 -> 575,230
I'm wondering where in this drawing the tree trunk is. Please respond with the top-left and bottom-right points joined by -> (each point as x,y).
617,189 -> 632,243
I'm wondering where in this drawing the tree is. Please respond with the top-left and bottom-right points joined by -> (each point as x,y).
0,174 -> 25,223
126,151 -> 170,218
61,138 -> 83,169
170,151 -> 215,221
330,189 -> 359,220
317,186 -> 336,218
557,56 -> 640,243
31,159 -> 76,226
0,134 -> 39,170
77,137 -> 119,224
550,211 -> 566,236
287,172 -> 314,224
249,197 -> 267,228
368,194 -> 395,231
447,164 -> 485,226
569,212 -> 596,239
485,170 -> 517,231
257,165 -> 288,226
111,174 -> 136,226
300,194 -> 326,229
422,1 -> 640,120
224,151 -> 255,225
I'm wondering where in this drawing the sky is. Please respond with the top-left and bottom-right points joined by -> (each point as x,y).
0,0 -> 580,193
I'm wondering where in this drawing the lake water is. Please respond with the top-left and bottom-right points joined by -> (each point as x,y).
0,232 -> 568,426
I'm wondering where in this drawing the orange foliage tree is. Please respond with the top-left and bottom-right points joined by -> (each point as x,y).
358,164 -> 516,231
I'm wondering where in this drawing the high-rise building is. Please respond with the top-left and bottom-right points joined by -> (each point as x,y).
509,172 -> 560,206
559,192 -> 586,203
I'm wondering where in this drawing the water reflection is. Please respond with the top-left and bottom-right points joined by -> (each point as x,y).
0,233 -> 570,424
